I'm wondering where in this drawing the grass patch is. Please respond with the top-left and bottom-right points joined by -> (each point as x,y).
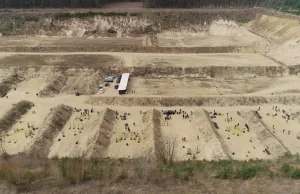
1,154 -> 300,185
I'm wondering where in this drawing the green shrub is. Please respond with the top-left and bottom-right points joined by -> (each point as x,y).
24,16 -> 39,22
107,28 -> 116,33
195,161 -> 205,173
130,13 -> 139,16
236,165 -> 259,180
181,165 -> 194,176
173,169 -> 180,178
216,166 -> 233,179
291,169 -> 300,179
268,171 -> 274,178
281,163 -> 293,176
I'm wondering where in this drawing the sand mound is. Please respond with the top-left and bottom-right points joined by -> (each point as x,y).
29,104 -> 73,157
0,100 -> 34,134
0,74 -> 24,97
267,37 -> 300,66
88,95 -> 300,107
196,110 -> 229,160
250,15 -> 300,45
89,108 -> 115,158
150,109 -> 164,162
240,110 -> 288,157
39,73 -> 68,97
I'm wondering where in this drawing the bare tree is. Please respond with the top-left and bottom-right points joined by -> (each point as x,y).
157,135 -> 177,164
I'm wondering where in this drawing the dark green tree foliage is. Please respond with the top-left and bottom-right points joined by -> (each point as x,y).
0,0 -> 140,8
144,0 -> 265,8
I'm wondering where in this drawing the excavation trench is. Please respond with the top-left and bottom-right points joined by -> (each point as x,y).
239,111 -> 288,157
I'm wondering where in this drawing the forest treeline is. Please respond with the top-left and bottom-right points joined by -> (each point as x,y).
144,0 -> 265,8
0,0 -> 140,8
0,0 -> 299,10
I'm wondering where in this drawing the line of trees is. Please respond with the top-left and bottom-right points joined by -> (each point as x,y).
0,0 -> 298,9
143,0 -> 266,8
0,0 -> 140,8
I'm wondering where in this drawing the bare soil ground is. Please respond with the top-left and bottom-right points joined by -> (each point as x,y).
1,7 -> 300,193
106,109 -> 155,159
48,108 -> 104,158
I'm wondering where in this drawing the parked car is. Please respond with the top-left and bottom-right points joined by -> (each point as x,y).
99,84 -> 103,89
105,82 -> 110,87
104,76 -> 114,82
116,78 -> 121,83
163,110 -> 176,115
99,88 -> 104,94
114,84 -> 119,89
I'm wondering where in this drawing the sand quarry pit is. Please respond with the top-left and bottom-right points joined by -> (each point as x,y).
0,12 -> 300,161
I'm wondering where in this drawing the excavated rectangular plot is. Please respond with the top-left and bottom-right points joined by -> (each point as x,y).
29,104 -> 73,157
105,109 -> 155,159
240,110 -> 288,157
48,109 -> 104,158
159,109 -> 228,161
207,109 -> 273,160
2,103 -> 50,155
259,107 -> 300,155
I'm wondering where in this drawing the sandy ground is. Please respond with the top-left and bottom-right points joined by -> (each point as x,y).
156,21 -> 269,48
0,13 -> 299,161
1,102 -> 50,155
98,76 -> 300,97
0,36 -> 144,47
106,109 -> 154,158
207,108 -> 274,160
1,81 -> 300,160
48,109 -> 104,158
107,52 -> 280,67
0,52 -> 280,67
260,106 -> 300,155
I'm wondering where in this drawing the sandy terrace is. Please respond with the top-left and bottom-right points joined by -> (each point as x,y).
106,109 -> 154,158
259,106 -> 300,155
0,52 -> 280,68
115,53 -> 280,67
98,76 -> 300,97
156,25 -> 268,47
207,109 -> 273,160
0,36 -> 144,47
